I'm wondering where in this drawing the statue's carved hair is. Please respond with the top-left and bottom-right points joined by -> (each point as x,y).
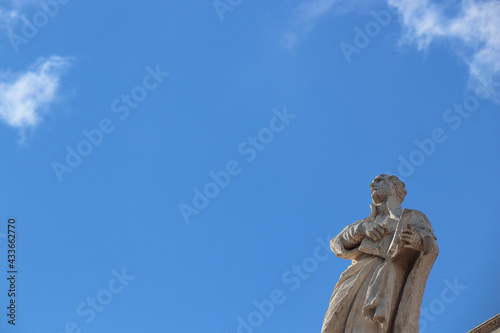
388,175 -> 407,203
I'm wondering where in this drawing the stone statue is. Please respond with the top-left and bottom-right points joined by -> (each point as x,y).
321,174 -> 438,333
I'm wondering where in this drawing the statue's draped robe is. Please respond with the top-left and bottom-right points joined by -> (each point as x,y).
321,210 -> 438,333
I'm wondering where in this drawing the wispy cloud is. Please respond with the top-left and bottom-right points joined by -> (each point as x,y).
389,0 -> 500,102
298,0 -> 339,23
286,0 -> 500,101
283,0 -> 340,50
0,56 -> 72,143
0,0 -> 35,30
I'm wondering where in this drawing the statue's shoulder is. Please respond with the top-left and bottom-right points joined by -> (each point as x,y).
406,209 -> 436,239
406,209 -> 429,220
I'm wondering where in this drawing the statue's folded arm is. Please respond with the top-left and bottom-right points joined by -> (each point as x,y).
330,221 -> 365,259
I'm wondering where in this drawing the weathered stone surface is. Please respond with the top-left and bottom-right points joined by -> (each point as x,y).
468,314 -> 500,333
321,174 -> 438,333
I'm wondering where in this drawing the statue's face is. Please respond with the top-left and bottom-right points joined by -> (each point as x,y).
370,174 -> 393,204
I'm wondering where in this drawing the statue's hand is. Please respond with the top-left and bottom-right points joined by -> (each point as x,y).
401,229 -> 423,250
360,223 -> 387,241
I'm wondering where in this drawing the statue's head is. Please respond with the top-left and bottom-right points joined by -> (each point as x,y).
370,174 -> 407,204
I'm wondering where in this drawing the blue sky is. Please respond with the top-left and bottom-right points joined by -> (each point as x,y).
0,0 -> 499,332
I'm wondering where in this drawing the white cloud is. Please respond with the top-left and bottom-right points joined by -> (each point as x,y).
283,0 -> 341,51
282,32 -> 299,50
286,0 -> 500,101
0,0 -> 37,33
0,56 -> 72,143
389,0 -> 500,101
0,8 -> 20,31
298,0 -> 339,23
